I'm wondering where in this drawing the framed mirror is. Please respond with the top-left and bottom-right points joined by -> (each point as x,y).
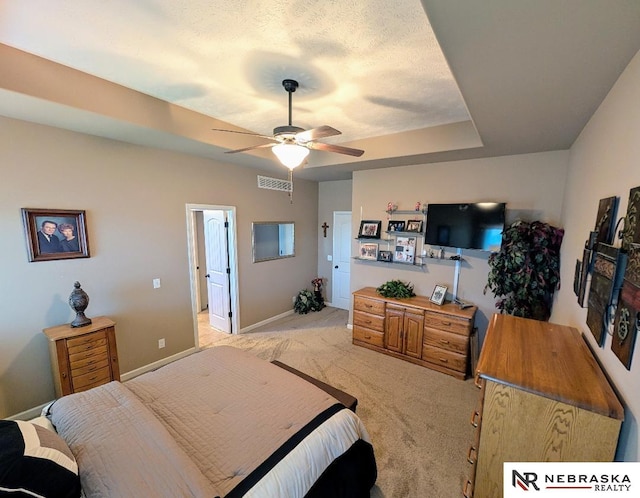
252,222 -> 295,262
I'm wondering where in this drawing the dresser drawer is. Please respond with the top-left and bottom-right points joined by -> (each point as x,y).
71,366 -> 111,390
353,310 -> 385,332
67,336 -> 107,356
66,329 -> 107,348
353,325 -> 384,347
69,344 -> 108,365
423,327 -> 469,355
354,296 -> 385,316
424,312 -> 471,336
70,357 -> 110,377
422,344 -> 467,372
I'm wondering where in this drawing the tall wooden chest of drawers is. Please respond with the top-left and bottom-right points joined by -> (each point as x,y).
43,316 -> 120,397
352,287 -> 476,379
465,314 -> 624,498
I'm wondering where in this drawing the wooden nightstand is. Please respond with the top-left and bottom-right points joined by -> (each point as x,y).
43,316 -> 120,397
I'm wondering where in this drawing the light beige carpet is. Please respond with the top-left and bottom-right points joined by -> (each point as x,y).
201,307 -> 479,498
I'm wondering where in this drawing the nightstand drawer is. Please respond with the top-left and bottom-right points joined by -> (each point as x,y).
69,344 -> 108,364
353,325 -> 384,347
353,310 -> 385,332
71,357 -> 110,377
71,366 -> 111,390
66,329 -> 106,348
67,337 -> 107,356
424,313 -> 471,336
354,296 -> 385,316
422,344 -> 467,372
423,327 -> 469,355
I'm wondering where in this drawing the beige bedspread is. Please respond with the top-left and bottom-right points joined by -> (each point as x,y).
125,345 -> 340,495
49,381 -> 219,498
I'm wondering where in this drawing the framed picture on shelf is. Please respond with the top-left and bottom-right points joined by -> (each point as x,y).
358,220 -> 382,239
430,284 -> 447,305
387,220 -> 406,232
378,250 -> 393,262
394,236 -> 416,263
406,220 -> 423,233
359,242 -> 379,260
21,208 -> 90,262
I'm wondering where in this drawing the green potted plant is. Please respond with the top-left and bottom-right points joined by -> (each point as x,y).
376,279 -> 416,299
484,220 -> 564,321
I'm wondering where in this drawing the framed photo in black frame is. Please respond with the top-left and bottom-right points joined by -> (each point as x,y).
358,220 -> 382,239
387,220 -> 405,232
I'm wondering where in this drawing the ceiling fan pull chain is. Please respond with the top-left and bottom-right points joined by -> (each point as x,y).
288,169 -> 294,204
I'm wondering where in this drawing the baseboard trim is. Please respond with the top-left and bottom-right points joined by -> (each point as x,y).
240,309 -> 295,333
120,347 -> 196,381
8,402 -> 52,421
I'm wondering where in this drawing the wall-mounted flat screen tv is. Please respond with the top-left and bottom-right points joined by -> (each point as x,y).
425,202 -> 506,252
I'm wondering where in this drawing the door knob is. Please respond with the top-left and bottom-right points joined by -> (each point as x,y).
334,265 -> 338,269
205,274 -> 210,278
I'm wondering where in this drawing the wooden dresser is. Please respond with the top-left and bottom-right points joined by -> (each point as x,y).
465,314 -> 624,498
352,287 -> 476,379
43,316 -> 120,397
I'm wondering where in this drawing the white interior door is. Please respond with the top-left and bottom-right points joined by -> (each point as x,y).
332,211 -> 352,310
203,210 -> 231,333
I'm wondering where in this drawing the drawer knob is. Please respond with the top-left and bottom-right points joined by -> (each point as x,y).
439,339 -> 450,344
439,357 -> 448,363
364,335 -> 371,339
442,321 -> 451,326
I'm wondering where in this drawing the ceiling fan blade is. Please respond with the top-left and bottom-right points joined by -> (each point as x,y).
295,125 -> 341,143
309,142 -> 364,157
212,128 -> 276,141
225,143 -> 276,154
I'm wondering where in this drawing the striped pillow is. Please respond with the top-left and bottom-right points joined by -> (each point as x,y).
0,419 -> 80,498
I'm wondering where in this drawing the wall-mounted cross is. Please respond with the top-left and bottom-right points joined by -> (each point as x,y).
322,222 -> 330,237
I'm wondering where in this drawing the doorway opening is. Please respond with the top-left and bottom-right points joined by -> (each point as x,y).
186,204 -> 240,349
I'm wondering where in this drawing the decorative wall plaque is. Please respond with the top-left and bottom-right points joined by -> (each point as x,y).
586,243 -> 626,346
611,244 -> 640,369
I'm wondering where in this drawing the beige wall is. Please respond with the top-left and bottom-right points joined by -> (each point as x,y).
0,116 -> 318,418
317,180 -> 353,303
351,151 -> 569,340
555,49 -> 640,461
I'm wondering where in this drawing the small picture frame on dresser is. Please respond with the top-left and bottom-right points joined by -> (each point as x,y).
430,284 -> 447,305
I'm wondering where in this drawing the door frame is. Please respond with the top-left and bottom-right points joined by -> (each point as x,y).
186,203 -> 240,347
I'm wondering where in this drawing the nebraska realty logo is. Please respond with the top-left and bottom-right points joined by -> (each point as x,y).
504,463 -> 639,497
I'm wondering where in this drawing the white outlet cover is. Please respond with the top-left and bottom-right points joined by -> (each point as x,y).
153,278 -> 161,289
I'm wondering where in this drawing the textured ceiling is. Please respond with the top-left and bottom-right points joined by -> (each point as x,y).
0,0 -> 468,143
2,1 -> 640,181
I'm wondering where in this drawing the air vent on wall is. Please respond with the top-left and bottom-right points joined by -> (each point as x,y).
257,175 -> 293,192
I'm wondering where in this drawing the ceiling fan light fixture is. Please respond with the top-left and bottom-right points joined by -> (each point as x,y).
272,143 -> 309,170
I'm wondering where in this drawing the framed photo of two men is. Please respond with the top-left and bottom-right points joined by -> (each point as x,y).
22,208 -> 90,262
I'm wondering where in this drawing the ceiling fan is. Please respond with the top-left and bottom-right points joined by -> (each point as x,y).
212,79 -> 364,170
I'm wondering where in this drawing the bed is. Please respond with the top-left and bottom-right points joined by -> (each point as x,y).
2,346 -> 376,497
